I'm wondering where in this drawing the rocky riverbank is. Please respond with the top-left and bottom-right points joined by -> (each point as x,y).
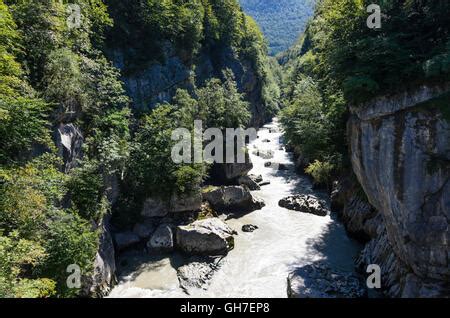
108,119 -> 362,298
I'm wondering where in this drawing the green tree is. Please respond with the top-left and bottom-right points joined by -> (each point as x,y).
0,232 -> 56,298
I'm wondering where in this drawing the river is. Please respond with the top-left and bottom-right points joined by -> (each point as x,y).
108,118 -> 361,298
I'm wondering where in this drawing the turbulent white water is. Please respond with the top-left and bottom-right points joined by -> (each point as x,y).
108,118 -> 361,298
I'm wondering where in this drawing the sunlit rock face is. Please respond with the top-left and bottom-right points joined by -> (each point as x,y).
348,84 -> 450,297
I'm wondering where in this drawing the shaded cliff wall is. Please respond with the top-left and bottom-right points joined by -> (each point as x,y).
346,84 -> 450,297
110,43 -> 269,127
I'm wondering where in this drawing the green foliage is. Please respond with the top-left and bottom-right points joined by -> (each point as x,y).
107,0 -> 205,69
0,0 -> 125,298
0,0 -> 280,298
174,165 -> 205,194
6,0 -> 67,85
118,70 -> 252,226
0,0 -> 25,97
129,104 -> 205,197
281,0 -> 450,189
106,0 -> 279,120
42,48 -> 87,114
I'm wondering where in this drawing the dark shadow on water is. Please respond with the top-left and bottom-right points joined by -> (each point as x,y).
117,250 -> 224,284
292,212 -> 363,274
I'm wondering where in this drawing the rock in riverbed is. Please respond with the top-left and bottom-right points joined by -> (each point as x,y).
177,258 -> 222,294
176,218 -> 236,255
203,186 -> 265,213
170,191 -> 202,213
287,263 -> 366,298
279,195 -> 329,217
147,224 -> 174,253
249,174 -> 263,184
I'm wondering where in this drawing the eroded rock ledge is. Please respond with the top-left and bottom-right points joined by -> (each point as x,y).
346,84 -> 450,297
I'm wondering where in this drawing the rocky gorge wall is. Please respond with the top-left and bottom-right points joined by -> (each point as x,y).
110,43 -> 270,127
345,84 -> 450,297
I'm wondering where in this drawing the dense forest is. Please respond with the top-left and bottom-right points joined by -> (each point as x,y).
0,0 -> 278,298
239,0 -> 315,55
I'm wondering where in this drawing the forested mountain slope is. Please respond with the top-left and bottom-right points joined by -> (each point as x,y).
239,0 -> 315,55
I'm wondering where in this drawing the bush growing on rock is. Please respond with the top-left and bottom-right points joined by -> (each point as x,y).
305,160 -> 335,187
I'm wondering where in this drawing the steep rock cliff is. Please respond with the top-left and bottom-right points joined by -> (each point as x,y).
347,84 -> 450,297
110,43 -> 269,127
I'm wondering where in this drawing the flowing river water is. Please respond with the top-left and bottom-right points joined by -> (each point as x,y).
108,118 -> 361,298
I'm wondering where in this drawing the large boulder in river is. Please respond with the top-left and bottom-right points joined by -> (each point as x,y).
249,174 -> 263,184
242,224 -> 259,233
279,194 -> 329,217
176,218 -> 236,255
287,263 -> 366,298
147,224 -> 174,253
203,186 -> 265,213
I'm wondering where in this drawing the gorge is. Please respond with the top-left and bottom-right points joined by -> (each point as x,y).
0,0 -> 448,299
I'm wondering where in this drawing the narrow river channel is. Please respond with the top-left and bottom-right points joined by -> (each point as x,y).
108,118 -> 361,298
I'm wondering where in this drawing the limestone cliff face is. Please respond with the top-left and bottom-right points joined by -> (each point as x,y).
347,84 -> 450,297
110,43 -> 268,127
